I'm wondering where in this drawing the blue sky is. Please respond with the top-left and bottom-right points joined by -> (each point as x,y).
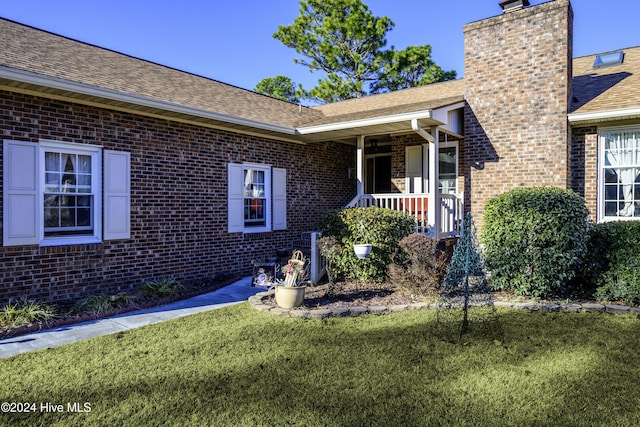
2,0 -> 638,94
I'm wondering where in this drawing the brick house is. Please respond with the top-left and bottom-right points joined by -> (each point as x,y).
1,0 -> 639,302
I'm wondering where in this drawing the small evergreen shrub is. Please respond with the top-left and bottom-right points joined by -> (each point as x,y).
319,207 -> 416,281
388,234 -> 449,298
583,221 -> 640,305
480,187 -> 589,298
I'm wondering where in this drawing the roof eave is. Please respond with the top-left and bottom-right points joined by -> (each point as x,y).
0,66 -> 299,138
568,106 -> 640,126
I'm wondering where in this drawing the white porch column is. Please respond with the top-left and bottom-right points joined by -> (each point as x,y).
356,135 -> 365,195
428,128 -> 440,238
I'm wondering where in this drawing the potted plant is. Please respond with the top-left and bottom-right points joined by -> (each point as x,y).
274,250 -> 309,308
353,219 -> 373,259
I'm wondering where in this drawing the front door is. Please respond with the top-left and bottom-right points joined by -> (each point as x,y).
365,155 -> 391,194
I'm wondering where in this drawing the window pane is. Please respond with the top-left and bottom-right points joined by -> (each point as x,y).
77,155 -> 91,173
45,152 -> 60,172
60,208 -> 74,227
44,208 -> 59,229
77,208 -> 92,227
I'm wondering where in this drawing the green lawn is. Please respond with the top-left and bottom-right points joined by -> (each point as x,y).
0,304 -> 639,426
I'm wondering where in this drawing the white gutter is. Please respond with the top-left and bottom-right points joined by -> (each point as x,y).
411,118 -> 435,142
568,106 -> 640,124
0,66 -> 298,136
298,110 -> 435,135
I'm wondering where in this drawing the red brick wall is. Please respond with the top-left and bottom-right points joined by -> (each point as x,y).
463,0 -> 574,228
570,126 -> 598,221
0,91 -> 355,302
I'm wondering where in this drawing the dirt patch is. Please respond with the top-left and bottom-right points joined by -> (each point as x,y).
261,281 -> 431,310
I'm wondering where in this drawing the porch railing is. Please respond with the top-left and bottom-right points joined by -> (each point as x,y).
346,193 -> 463,238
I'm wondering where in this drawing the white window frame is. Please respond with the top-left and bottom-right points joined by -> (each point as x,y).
598,125 -> 640,222
39,140 -> 103,246
438,140 -> 459,195
242,163 -> 272,233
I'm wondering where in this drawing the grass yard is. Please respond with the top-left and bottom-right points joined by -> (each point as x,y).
0,303 -> 639,426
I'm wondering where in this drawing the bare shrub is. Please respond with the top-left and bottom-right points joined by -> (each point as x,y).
388,234 -> 449,298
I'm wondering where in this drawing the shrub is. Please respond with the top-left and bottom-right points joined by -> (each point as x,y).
0,300 -> 57,328
480,187 -> 589,298
319,207 -> 416,281
142,277 -> 185,297
583,221 -> 640,305
75,292 -> 137,315
388,234 -> 449,298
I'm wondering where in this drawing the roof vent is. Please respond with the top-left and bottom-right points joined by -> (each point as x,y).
499,0 -> 531,13
593,51 -> 624,69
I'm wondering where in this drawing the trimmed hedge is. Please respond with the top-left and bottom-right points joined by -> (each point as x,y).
480,187 -> 589,298
319,207 -> 416,280
583,221 -> 640,305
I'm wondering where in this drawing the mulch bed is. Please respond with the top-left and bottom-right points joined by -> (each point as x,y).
0,276 -> 240,340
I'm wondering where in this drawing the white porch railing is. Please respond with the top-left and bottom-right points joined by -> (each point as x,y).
346,193 -> 463,238
309,194 -> 462,283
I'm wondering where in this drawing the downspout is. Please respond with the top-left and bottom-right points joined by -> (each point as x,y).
411,119 -> 440,238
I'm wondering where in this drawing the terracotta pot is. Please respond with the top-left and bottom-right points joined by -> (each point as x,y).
274,285 -> 306,308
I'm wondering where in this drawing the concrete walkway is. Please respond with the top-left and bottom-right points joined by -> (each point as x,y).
0,277 -> 262,359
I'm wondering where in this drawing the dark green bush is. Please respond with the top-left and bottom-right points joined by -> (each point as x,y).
583,221 -> 640,305
480,187 -> 589,298
388,234 -> 449,298
319,207 -> 416,281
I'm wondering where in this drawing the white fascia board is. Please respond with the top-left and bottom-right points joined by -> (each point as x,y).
568,106 -> 640,124
297,110 -> 437,135
0,66 -> 297,136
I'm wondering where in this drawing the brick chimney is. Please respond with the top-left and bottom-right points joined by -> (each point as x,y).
462,0 -> 574,228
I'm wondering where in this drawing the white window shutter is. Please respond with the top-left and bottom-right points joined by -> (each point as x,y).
228,163 -> 244,233
104,150 -> 131,240
3,140 -> 39,246
272,168 -> 287,230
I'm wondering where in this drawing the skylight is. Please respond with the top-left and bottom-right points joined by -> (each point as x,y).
593,51 -> 624,69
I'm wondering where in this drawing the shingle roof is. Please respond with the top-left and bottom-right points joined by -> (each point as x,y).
3,17 -> 638,137
0,17 -> 465,137
0,18 -> 323,129
571,45 -> 640,114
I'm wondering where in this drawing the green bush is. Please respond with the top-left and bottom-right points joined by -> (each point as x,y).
0,300 -> 57,328
480,187 -> 589,298
388,234 -> 449,298
75,292 -> 137,315
142,277 -> 185,297
319,207 -> 416,281
583,221 -> 640,305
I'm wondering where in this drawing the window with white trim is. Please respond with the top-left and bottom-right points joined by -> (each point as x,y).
3,139 -> 131,247
600,127 -> 640,220
42,143 -> 100,238
243,165 -> 270,229
227,163 -> 286,233
439,141 -> 459,195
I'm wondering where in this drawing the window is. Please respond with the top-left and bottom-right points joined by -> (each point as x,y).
43,145 -> 98,238
243,166 -> 269,228
600,127 -> 640,220
439,143 -> 458,194
228,163 -> 286,233
593,51 -> 624,69
3,139 -> 130,246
